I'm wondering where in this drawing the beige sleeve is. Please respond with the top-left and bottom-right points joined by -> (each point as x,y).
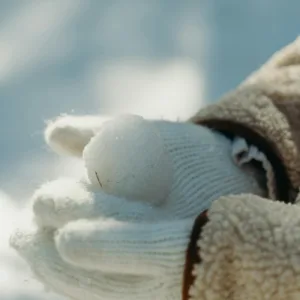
184,194 -> 300,300
241,36 -> 300,89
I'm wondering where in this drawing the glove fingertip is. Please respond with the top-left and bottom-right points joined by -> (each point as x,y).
45,116 -> 88,157
55,222 -> 84,265
9,228 -> 40,257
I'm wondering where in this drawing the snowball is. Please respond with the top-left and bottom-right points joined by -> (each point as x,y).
83,115 -> 172,205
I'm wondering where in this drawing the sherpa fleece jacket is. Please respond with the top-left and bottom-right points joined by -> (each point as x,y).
183,37 -> 300,300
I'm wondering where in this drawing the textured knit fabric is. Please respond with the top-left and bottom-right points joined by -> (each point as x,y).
35,117 -> 266,228
11,116 -> 265,300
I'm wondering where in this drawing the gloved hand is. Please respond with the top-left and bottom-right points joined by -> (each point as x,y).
10,114 -> 265,300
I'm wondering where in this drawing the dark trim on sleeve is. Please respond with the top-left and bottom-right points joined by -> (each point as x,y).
197,120 -> 297,203
182,210 -> 209,300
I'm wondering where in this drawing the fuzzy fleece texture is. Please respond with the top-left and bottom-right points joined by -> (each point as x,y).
184,37 -> 300,300
188,195 -> 300,300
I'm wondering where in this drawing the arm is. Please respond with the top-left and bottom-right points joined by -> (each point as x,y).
184,194 -> 300,300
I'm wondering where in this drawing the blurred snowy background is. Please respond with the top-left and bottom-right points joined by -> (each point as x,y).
0,1 -> 299,299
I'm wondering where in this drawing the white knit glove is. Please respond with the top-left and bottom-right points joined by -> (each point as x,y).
10,115 -> 264,300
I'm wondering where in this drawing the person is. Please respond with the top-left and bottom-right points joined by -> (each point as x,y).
10,37 -> 300,300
